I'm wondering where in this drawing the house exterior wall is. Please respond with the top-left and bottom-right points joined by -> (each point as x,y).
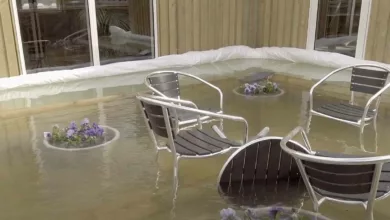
156,0 -> 310,56
0,0 -> 20,78
364,0 -> 390,63
6,0 -> 390,78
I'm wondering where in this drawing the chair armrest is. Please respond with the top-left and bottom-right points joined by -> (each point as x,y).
212,112 -> 248,143
138,95 -> 247,143
256,127 -> 270,138
309,66 -> 353,111
212,125 -> 227,138
362,81 -> 390,123
141,94 -> 202,129
147,95 -> 199,109
144,71 -> 223,112
248,127 -> 270,142
176,71 -> 224,113
281,126 -> 313,153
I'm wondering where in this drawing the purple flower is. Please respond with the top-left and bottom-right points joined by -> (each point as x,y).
44,132 -> 51,139
69,121 -> 77,130
269,206 -> 284,219
85,129 -> 95,136
220,208 -> 240,220
66,129 -> 75,138
244,87 -> 251,94
96,127 -> 104,136
82,118 -> 89,125
249,84 -> 257,91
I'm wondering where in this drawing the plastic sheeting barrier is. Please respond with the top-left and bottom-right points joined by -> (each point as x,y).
0,46 -> 388,101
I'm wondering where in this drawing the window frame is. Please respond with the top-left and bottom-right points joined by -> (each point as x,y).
10,0 -> 158,76
306,0 -> 372,60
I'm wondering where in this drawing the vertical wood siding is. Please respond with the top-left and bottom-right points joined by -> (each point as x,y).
0,0 -> 20,77
365,0 -> 390,63
157,0 -> 310,56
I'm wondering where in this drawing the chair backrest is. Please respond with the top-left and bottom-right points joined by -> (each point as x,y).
217,137 -> 310,206
300,157 -> 376,196
146,72 -> 180,98
139,99 -> 176,140
350,67 -> 389,95
283,147 -> 390,203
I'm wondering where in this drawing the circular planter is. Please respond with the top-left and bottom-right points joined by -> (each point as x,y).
233,86 -> 285,98
43,125 -> 120,151
244,206 -> 332,220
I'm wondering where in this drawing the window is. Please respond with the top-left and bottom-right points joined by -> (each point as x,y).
95,0 -> 153,64
13,0 -> 155,74
16,0 -> 93,73
314,0 -> 362,57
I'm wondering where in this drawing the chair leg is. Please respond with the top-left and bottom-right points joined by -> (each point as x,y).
373,115 -> 378,132
366,209 -> 374,220
360,123 -> 365,135
171,156 -> 180,219
366,198 -> 375,220
154,150 -> 161,191
219,119 -> 223,131
173,156 -> 180,188
374,125 -> 378,153
359,132 -> 365,151
305,113 -> 312,133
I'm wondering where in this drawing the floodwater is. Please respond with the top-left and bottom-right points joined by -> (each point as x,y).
1,67 -> 390,220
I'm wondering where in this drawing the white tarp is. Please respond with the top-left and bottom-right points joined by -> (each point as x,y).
0,46 -> 388,101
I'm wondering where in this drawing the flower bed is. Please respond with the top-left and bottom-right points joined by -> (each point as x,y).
220,206 -> 332,220
233,80 -> 284,98
43,118 -> 120,151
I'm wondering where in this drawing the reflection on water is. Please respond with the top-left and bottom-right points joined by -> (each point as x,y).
1,74 -> 390,220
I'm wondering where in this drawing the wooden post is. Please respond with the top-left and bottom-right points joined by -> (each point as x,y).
128,0 -> 151,36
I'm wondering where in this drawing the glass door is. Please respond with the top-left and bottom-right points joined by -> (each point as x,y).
12,0 -> 155,75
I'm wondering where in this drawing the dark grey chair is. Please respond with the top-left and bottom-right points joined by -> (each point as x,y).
281,126 -> 390,220
217,137 -> 310,208
144,70 -> 223,130
308,64 -> 390,135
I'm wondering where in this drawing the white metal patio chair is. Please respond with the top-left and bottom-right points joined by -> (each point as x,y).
281,126 -> 390,220
307,64 -> 390,135
136,94 -> 269,216
144,70 -> 224,130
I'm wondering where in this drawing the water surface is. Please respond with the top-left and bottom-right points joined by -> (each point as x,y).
1,69 -> 390,220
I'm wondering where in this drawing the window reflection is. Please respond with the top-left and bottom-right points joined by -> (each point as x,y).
315,0 -> 361,57
17,0 -> 93,73
95,0 -> 154,64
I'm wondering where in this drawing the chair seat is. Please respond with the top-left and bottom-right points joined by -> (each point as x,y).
313,151 -> 390,201
173,129 -> 241,156
314,103 -> 375,123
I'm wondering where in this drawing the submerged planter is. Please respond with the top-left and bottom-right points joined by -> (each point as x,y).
220,206 -> 332,220
233,86 -> 285,98
43,119 -> 120,151
235,71 -> 284,98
